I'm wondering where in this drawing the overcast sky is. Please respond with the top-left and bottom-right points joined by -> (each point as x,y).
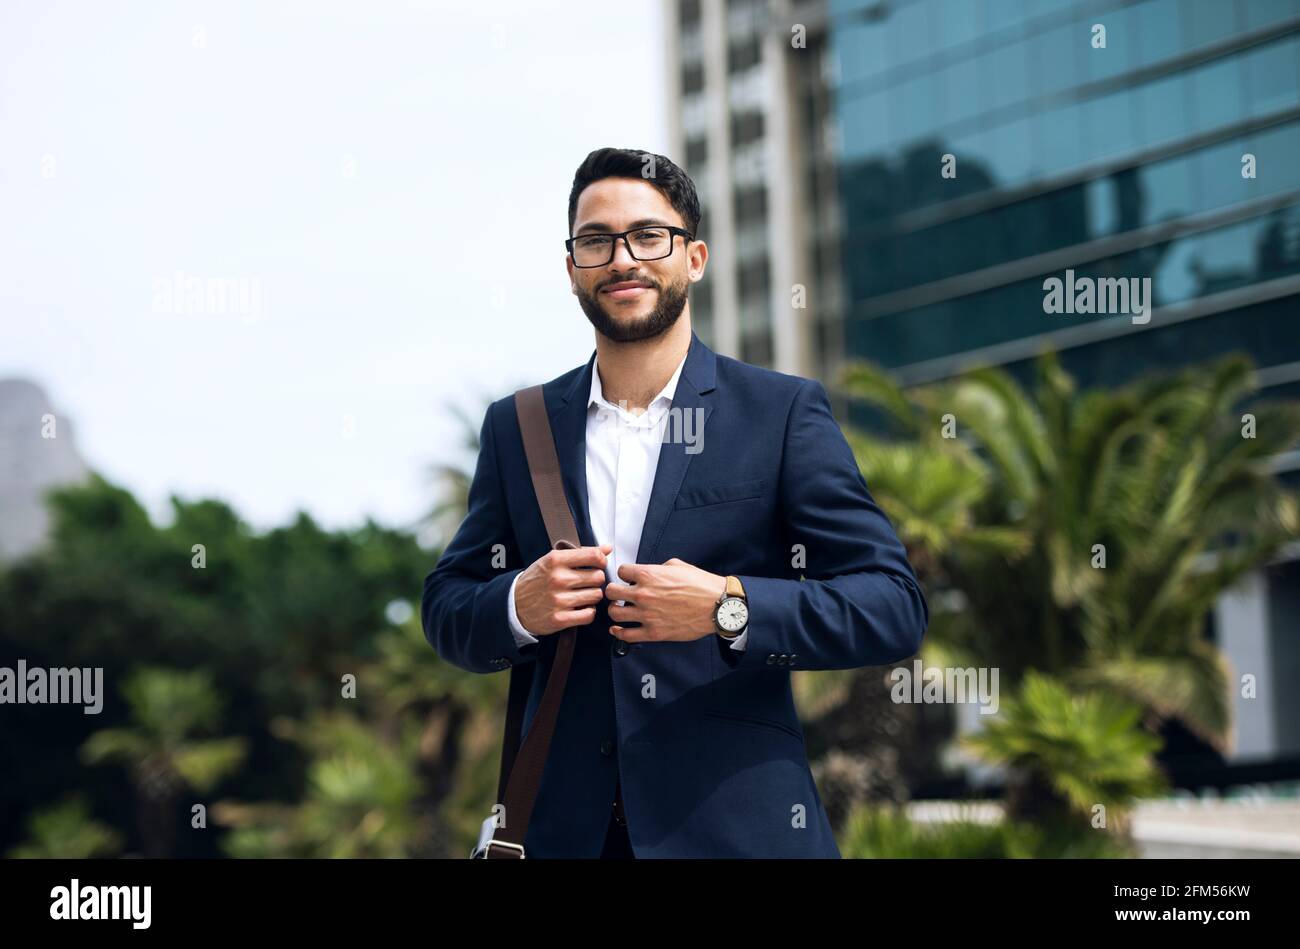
1,0 -> 669,539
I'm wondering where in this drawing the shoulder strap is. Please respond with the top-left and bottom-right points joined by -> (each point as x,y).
488,384 -> 582,858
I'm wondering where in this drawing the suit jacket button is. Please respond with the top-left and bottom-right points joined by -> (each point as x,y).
789,654 -> 798,666
501,658 -> 512,668
613,640 -> 631,657
600,739 -> 614,757
766,654 -> 777,665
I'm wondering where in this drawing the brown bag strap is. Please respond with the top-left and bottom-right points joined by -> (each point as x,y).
486,384 -> 582,858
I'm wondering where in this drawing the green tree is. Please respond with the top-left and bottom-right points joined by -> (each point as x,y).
844,352 -> 1300,748
80,667 -> 247,857
0,472 -> 432,857
961,671 -> 1167,847
213,710 -> 424,858
367,617 -> 509,857
834,352 -> 1300,837
7,795 -> 123,859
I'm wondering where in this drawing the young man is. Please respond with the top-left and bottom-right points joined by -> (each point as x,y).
422,147 -> 927,858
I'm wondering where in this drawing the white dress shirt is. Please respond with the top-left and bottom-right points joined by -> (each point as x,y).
507,352 -> 748,651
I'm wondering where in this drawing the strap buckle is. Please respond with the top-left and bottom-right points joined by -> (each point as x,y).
472,839 -> 526,859
471,813 -> 526,858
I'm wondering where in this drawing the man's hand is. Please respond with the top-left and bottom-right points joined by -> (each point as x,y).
605,557 -> 726,642
515,543 -> 612,635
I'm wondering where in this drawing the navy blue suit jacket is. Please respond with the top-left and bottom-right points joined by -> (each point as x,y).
422,330 -> 927,858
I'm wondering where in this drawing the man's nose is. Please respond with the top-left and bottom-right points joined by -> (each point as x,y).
607,236 -> 639,269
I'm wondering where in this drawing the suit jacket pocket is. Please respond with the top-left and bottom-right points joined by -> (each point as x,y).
703,709 -> 804,742
674,478 -> 766,510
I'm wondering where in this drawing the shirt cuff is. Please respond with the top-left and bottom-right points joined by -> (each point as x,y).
507,572 -> 540,647
728,627 -> 748,651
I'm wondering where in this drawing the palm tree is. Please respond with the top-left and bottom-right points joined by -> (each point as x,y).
961,671 -> 1167,848
796,372 -> 1033,821
397,388 -> 526,855
7,795 -> 123,858
368,617 -> 509,857
835,351 -> 1300,833
80,667 -> 247,857
414,393 -> 511,551
212,710 -> 424,858
843,351 -> 1300,748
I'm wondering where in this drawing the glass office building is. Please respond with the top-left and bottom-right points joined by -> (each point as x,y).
830,0 -> 1300,396
826,0 -> 1300,772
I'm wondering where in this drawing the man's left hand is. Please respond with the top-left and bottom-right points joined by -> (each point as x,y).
605,558 -> 726,642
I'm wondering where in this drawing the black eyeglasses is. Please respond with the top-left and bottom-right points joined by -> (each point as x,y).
565,226 -> 694,267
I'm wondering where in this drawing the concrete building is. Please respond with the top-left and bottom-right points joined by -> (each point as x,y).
665,0 -> 843,378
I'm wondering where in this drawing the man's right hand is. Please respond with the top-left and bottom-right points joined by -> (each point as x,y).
514,542 -> 612,635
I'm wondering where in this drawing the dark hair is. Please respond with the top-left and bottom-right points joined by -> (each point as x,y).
567,147 -> 702,239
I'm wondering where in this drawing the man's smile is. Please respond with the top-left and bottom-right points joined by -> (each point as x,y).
601,279 -> 654,300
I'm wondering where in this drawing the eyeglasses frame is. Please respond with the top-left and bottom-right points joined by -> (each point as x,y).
564,225 -> 695,267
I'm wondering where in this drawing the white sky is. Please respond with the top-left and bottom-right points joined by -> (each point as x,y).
1,0 -> 669,537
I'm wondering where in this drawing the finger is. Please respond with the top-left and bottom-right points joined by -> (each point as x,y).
604,581 -> 634,600
551,545 -> 609,568
557,567 -> 608,588
610,624 -> 648,641
553,607 -> 597,628
607,603 -> 642,623
616,562 -> 642,583
560,586 -> 606,608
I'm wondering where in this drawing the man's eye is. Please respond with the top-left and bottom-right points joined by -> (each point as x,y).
579,236 -> 612,246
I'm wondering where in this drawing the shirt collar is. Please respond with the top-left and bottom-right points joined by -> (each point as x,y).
588,350 -> 688,422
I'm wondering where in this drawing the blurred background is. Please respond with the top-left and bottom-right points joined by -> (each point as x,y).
2,0 -> 1299,859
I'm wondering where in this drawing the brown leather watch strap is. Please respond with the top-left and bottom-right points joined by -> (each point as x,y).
715,575 -> 747,640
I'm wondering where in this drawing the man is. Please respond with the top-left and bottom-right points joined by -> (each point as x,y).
422,147 -> 927,859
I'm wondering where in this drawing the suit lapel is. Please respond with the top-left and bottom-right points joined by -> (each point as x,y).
634,330 -> 716,565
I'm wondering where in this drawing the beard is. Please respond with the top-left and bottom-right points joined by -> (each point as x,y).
576,272 -> 689,343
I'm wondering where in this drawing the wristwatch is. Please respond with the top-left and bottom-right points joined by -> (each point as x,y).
713,575 -> 749,640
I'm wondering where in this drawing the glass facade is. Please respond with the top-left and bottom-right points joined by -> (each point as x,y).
829,0 -> 1300,396
826,0 -> 1300,770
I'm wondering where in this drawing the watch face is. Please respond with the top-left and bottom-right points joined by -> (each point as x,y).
717,596 -> 748,633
